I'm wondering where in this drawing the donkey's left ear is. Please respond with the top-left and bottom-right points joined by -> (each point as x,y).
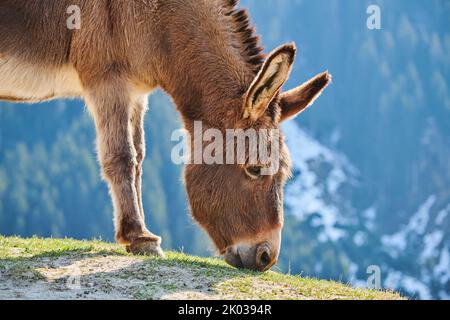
279,71 -> 332,122
243,43 -> 296,122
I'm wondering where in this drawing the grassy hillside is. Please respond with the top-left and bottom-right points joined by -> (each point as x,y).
0,236 -> 403,300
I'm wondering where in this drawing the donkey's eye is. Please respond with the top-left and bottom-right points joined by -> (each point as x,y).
245,166 -> 262,179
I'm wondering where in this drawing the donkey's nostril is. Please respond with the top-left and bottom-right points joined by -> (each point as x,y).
260,251 -> 270,267
256,243 -> 273,271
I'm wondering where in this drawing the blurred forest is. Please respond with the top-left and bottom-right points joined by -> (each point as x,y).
1,0 -> 449,299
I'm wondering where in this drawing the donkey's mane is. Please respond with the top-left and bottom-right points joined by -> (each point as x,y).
223,0 -> 265,72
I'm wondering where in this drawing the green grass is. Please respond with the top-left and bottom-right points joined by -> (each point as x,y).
0,236 -> 404,300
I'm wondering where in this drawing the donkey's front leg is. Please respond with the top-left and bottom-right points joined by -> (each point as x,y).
131,96 -> 148,221
85,83 -> 163,257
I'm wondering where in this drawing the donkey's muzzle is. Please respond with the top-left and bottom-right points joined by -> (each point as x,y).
224,242 -> 276,272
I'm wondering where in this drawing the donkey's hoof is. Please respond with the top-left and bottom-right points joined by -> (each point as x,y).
127,237 -> 165,257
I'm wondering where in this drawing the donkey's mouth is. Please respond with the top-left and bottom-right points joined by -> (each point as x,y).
224,247 -> 244,269
224,242 -> 274,271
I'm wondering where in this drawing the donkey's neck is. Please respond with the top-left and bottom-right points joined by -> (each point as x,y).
156,0 -> 264,130
161,45 -> 255,130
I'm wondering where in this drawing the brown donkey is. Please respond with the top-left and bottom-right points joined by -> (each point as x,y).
0,0 -> 330,271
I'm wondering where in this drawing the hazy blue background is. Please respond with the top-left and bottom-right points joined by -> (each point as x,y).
1,0 -> 449,299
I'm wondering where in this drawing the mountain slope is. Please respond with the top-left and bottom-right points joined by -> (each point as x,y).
0,236 -> 402,300
244,0 -> 450,299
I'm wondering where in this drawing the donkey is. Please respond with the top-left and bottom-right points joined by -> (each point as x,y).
0,0 -> 330,271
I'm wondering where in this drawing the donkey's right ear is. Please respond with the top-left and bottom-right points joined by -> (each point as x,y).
243,44 -> 296,122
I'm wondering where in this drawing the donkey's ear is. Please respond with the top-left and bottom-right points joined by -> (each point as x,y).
279,71 -> 332,122
243,43 -> 296,122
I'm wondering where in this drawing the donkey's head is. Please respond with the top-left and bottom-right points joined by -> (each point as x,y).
185,43 -> 331,271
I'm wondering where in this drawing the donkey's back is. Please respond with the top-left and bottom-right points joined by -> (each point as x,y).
0,0 -> 164,102
0,0 -> 82,102
0,0 -> 73,64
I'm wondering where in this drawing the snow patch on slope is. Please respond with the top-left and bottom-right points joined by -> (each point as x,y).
381,196 -> 436,256
380,196 -> 450,299
282,121 -> 358,242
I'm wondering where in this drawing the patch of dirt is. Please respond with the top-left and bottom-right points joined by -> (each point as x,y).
0,254 -> 225,300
